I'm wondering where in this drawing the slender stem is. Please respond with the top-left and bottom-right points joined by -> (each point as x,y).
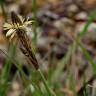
38,69 -> 55,96
0,1 -> 7,20
78,42 -> 96,75
32,0 -> 38,46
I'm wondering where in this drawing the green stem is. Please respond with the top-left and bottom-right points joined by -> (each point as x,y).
32,0 -> 38,46
0,1 -> 6,20
78,42 -> 96,75
38,69 -> 55,96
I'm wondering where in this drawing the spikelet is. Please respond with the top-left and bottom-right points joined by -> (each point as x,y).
10,11 -> 39,70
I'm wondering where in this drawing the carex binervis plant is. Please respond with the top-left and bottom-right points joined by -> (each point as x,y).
4,11 -> 39,70
3,11 -> 55,96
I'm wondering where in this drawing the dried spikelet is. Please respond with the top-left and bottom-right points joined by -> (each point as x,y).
11,11 -> 39,70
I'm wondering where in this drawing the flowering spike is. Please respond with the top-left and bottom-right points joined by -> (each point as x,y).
3,11 -> 39,70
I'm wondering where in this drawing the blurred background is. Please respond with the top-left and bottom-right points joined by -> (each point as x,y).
0,0 -> 96,96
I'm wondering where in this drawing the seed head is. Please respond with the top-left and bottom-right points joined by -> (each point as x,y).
3,12 -> 39,70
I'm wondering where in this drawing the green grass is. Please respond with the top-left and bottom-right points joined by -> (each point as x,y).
1,1 -> 96,96
0,42 -> 17,96
32,0 -> 38,46
49,8 -> 96,95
